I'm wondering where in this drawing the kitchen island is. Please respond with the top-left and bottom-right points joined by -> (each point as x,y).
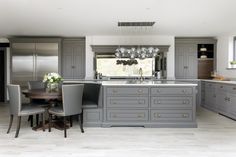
64,80 -> 198,128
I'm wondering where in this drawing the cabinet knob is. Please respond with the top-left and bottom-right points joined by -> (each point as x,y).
113,114 -> 117,118
182,114 -> 188,118
182,90 -> 186,93
183,101 -> 186,104
71,66 -> 75,69
233,87 -> 236,90
156,89 -> 160,93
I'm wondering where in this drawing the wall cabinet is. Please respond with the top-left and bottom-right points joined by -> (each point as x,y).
62,38 -> 85,79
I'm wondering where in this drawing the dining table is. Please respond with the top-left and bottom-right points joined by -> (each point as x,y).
22,89 -> 69,131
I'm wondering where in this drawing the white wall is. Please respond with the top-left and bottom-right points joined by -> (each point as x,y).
216,35 -> 236,78
85,35 -> 175,79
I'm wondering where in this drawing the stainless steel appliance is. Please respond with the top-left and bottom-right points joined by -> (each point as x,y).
11,39 -> 60,88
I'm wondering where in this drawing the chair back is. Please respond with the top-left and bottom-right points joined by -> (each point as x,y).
62,84 -> 84,116
7,84 -> 21,115
28,81 -> 45,90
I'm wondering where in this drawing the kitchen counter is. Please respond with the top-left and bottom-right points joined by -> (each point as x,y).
64,80 -> 198,86
201,79 -> 236,85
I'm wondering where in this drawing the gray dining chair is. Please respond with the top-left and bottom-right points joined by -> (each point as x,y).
48,84 -> 84,138
7,84 -> 46,138
27,81 -> 48,126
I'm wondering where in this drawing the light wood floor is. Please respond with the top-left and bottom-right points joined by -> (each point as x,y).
1,103 -> 236,157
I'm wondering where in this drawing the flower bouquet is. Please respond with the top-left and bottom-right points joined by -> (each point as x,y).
43,72 -> 63,92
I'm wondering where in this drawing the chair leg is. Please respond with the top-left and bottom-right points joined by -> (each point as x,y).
81,110 -> 84,125
15,116 -> 21,138
48,114 -> 52,132
70,116 -> 73,127
41,113 -> 45,132
30,115 -> 34,127
7,115 -> 14,134
79,113 -> 84,133
36,114 -> 39,126
64,116 -> 67,138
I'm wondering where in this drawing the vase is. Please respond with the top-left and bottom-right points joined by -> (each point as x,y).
47,83 -> 59,92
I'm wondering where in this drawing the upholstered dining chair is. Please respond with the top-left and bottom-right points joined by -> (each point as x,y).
48,84 -> 84,138
27,81 -> 48,126
7,84 -> 46,138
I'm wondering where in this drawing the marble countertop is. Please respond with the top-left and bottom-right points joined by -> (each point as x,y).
63,80 -> 198,86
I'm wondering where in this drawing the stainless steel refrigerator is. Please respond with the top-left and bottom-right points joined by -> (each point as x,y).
11,41 -> 60,89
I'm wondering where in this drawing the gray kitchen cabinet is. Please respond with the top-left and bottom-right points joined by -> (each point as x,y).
175,37 -> 217,79
83,108 -> 103,127
204,82 -> 217,111
175,44 -> 198,79
62,38 -> 85,79
103,85 -> 197,128
202,80 -> 236,120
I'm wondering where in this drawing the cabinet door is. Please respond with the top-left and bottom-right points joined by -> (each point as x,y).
73,44 -> 85,79
186,52 -> 197,79
175,45 -> 185,79
228,93 -> 236,117
216,90 -> 227,113
62,43 -> 74,79
175,44 -> 197,79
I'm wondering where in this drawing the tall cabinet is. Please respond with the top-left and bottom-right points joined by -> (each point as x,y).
175,43 -> 198,79
175,38 -> 217,79
62,38 -> 85,79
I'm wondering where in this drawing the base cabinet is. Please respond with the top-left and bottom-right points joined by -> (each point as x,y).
202,81 -> 236,120
83,108 -> 103,127
103,86 -> 197,128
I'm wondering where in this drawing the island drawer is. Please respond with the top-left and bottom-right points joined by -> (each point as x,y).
151,97 -> 193,108
106,87 -> 149,96
151,110 -> 193,122
107,97 -> 149,108
151,87 -> 193,95
107,109 -> 148,121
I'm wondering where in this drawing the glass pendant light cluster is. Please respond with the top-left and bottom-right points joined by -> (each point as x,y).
115,47 -> 159,59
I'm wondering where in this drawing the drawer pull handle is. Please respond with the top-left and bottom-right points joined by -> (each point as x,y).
138,101 -> 143,104
183,101 -> 186,104
156,89 -> 160,93
137,114 -> 143,118
113,114 -> 117,118
182,114 -> 188,118
138,89 -> 143,93
182,90 -> 186,93
220,86 -> 223,88
155,113 -> 161,118
233,87 -> 236,90
113,102 -> 117,104
157,101 -> 161,104
112,90 -> 118,93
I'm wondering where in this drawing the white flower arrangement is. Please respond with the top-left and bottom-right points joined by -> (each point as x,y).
43,72 -> 63,84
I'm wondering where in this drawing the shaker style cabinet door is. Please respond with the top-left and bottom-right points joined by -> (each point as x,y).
62,39 -> 85,79
175,44 -> 197,79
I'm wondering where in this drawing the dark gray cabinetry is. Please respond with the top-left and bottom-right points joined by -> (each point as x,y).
175,44 -> 198,79
62,38 -> 85,79
103,85 -> 197,128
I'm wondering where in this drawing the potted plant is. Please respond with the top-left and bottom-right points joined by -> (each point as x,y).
230,61 -> 236,68
43,72 -> 63,92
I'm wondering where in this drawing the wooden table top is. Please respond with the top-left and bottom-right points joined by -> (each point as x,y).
22,89 -> 62,100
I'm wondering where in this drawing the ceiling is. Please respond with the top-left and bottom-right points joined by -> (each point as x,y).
0,0 -> 236,37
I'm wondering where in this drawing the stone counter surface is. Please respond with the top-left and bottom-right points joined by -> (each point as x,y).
64,80 -> 198,86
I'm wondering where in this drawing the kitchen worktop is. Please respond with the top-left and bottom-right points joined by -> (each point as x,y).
201,79 -> 236,85
63,80 -> 198,86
